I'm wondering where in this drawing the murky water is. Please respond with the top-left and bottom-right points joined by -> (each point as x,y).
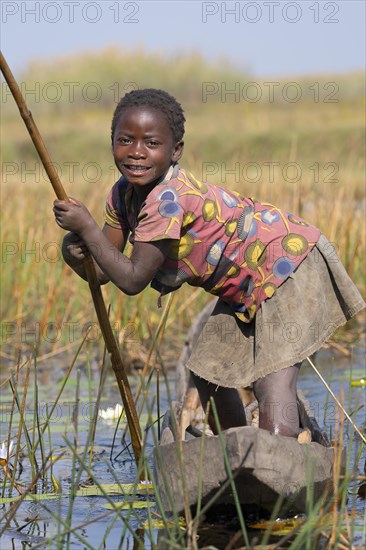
0,343 -> 365,549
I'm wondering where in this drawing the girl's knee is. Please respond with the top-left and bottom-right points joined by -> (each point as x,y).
253,365 -> 300,400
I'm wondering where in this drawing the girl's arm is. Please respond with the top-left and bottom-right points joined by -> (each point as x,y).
54,198 -> 171,294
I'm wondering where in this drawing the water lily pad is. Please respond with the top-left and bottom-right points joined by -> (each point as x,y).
0,493 -> 60,504
350,379 -> 366,387
75,483 -> 154,497
102,500 -> 155,510
142,517 -> 186,529
249,516 -> 304,535
0,483 -> 154,504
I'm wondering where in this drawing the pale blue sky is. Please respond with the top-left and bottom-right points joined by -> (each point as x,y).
1,0 -> 365,76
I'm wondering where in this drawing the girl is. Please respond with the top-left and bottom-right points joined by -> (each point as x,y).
54,89 -> 365,437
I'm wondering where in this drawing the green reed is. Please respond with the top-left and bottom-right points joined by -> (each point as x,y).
1,345 -> 364,548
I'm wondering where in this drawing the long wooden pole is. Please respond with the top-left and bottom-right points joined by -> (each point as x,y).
0,51 -> 144,471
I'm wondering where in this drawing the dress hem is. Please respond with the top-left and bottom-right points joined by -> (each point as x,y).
187,300 -> 365,389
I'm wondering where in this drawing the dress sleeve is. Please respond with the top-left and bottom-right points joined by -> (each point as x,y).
134,185 -> 184,242
103,181 -> 129,230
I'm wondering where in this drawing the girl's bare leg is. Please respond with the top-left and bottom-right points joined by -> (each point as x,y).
191,373 -> 247,434
253,364 -> 301,438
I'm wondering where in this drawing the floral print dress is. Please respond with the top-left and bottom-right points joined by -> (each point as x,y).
104,166 -> 321,322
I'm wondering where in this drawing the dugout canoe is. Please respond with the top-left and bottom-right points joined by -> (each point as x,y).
154,300 -> 342,514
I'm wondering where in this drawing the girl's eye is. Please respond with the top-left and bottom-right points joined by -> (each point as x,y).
117,137 -> 131,144
147,140 -> 159,147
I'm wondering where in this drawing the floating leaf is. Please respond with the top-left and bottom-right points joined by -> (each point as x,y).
142,517 -> 186,529
0,483 -> 154,504
250,516 -> 305,535
102,500 -> 155,510
0,493 -> 60,504
351,379 -> 366,387
75,483 -> 154,497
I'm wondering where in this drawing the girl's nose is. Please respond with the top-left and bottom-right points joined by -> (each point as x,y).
128,141 -> 146,158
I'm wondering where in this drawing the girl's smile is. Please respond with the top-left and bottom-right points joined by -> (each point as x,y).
112,107 -> 183,191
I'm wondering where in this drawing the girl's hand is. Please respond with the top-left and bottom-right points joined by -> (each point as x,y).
62,232 -> 90,263
53,198 -> 96,236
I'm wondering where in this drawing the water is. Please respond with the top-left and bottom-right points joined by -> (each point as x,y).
0,344 -> 365,549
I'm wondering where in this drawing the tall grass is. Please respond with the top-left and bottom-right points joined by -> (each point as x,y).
1,50 -> 365,365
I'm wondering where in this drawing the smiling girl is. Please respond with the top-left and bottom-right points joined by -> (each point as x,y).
53,89 -> 365,437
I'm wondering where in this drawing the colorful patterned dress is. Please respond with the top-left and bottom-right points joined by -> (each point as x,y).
104,165 -> 321,323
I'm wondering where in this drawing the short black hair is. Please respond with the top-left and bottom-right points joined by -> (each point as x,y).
111,88 -> 185,143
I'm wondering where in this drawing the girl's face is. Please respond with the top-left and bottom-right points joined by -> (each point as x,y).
112,106 -> 183,188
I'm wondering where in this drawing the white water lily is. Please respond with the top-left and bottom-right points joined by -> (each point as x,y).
98,404 -> 124,421
0,439 -> 23,495
0,440 -> 14,464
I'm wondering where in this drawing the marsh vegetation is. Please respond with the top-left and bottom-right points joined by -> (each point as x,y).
1,50 -> 365,548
